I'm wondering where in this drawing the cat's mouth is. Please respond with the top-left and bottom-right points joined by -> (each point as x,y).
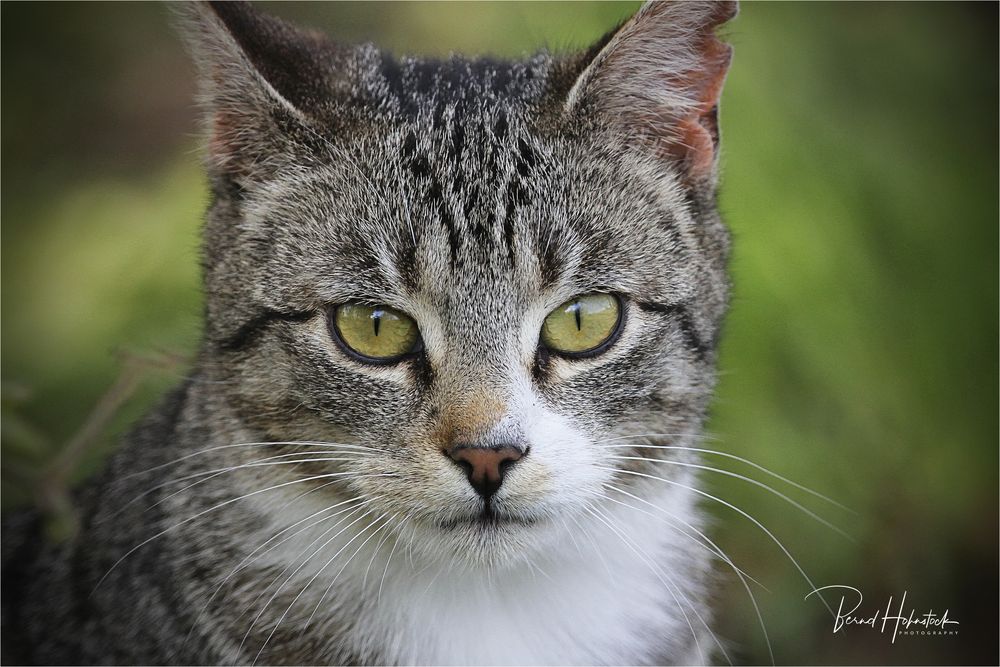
436,507 -> 539,531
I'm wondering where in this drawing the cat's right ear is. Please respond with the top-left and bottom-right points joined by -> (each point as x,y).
174,1 -> 347,180
563,0 -> 737,192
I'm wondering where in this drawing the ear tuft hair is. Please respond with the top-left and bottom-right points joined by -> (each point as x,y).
173,1 -> 351,178
566,0 -> 737,188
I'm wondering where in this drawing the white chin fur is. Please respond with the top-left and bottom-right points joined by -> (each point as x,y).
252,470 -> 712,665
365,481 -> 709,665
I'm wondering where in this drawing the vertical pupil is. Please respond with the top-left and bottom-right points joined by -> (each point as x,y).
573,301 -> 582,331
372,310 -> 382,337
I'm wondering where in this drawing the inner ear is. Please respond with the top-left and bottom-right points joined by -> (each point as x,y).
176,1 -> 357,179
664,35 -> 732,179
565,1 -> 737,187
206,1 -> 344,118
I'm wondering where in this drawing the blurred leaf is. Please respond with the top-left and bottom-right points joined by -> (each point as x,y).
0,2 -> 996,664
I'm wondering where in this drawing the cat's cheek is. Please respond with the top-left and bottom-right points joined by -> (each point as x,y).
512,389 -> 609,509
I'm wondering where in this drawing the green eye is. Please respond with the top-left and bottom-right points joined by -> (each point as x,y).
540,293 -> 622,356
331,303 -> 421,362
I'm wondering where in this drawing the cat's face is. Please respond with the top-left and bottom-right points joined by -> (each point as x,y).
183,1 -> 734,567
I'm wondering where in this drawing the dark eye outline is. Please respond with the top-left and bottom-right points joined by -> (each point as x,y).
539,293 -> 626,360
326,304 -> 425,366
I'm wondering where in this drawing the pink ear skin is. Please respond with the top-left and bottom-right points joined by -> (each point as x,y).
568,0 -> 738,187
666,9 -> 734,183
208,108 -> 245,175
178,0 -> 346,179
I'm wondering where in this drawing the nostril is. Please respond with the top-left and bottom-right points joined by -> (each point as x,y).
448,452 -> 474,476
496,447 -> 524,475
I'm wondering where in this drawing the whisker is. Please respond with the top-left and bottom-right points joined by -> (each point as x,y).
229,501 -> 374,631
583,504 -> 728,666
594,485 -> 765,590
598,483 -> 773,665
558,515 -> 587,561
93,473 -> 395,593
604,454 -> 853,541
596,465 -> 836,620
239,502 -> 379,658
120,440 -> 391,481
299,513 -> 395,636
106,451 -> 373,521
566,512 -> 614,579
598,439 -> 853,513
583,505 -> 715,664
377,518 -> 404,604
525,556 -> 555,585
361,516 -> 399,595
157,454 -> 374,489
250,509 -> 388,666
182,492 -> 367,650
414,552 -> 447,604
596,431 -> 721,445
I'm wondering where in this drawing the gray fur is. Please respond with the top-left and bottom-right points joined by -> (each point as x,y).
2,1 -> 737,664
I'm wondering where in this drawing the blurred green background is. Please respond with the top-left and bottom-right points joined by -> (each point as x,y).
2,2 -> 996,664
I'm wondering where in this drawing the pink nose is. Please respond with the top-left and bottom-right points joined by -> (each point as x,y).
445,445 -> 524,499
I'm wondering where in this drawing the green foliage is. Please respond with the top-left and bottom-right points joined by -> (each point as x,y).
1,2 -> 995,663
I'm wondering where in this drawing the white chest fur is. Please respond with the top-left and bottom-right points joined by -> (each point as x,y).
238,482 -> 713,665
332,493 -> 709,664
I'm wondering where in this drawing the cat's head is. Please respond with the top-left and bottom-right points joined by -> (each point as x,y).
180,0 -> 735,568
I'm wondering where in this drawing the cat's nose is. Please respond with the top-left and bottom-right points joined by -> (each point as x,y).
445,444 -> 525,500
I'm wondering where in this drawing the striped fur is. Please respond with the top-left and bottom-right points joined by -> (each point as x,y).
2,2 -> 737,664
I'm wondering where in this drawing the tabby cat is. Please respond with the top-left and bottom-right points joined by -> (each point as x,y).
2,1 -> 738,664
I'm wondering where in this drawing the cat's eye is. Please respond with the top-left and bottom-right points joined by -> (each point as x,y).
330,303 -> 422,363
540,293 -> 622,357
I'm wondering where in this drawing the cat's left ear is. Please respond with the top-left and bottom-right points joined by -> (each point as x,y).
565,0 -> 737,189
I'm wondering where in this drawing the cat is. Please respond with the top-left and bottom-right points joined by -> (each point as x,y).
1,1 -> 737,664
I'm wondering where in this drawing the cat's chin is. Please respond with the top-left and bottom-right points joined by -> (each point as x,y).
403,508 -> 554,569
